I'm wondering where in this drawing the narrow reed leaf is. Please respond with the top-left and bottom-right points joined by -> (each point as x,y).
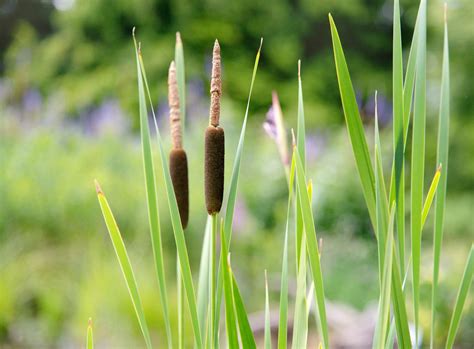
373,205 -> 395,349
220,225 -> 239,349
214,40 -> 262,347
232,274 -> 257,349
403,0 -> 423,143
445,246 -> 474,349
223,38 -> 262,242
375,100 -> 389,281
295,60 -> 306,269
294,149 -> 329,348
390,254 -> 412,348
264,271 -> 272,349
175,32 -> 186,132
277,155 -> 296,349
431,8 -> 450,346
132,33 -> 173,349
410,0 -> 427,336
197,217 -> 212,337
95,181 -> 152,349
292,236 -> 308,349
87,318 -> 93,349
136,44 -> 202,348
391,0 -> 406,275
422,166 -> 441,228
329,14 -> 376,229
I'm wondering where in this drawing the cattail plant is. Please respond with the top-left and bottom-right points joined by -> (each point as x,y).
168,61 -> 189,229
205,40 -> 225,215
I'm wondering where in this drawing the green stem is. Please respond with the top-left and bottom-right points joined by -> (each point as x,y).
209,214 -> 218,348
177,257 -> 184,349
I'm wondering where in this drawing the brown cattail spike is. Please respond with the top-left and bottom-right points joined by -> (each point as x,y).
168,61 -> 182,149
168,60 -> 188,228
205,125 -> 225,214
210,40 -> 221,127
170,148 -> 189,228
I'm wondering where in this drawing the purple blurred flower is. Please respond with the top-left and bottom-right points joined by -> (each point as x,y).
83,99 -> 129,136
263,91 -> 289,167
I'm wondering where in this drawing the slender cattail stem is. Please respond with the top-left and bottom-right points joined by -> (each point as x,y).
205,40 -> 225,215
168,61 -> 189,229
208,213 -> 218,349
168,59 -> 188,349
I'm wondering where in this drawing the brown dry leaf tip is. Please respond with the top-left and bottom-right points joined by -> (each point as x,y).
88,317 -> 93,327
209,39 -> 221,127
176,32 -> 182,45
94,179 -> 103,195
168,61 -> 182,149
298,59 -> 301,79
437,163 -> 443,172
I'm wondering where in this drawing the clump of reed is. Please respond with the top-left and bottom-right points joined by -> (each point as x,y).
93,3 -> 473,349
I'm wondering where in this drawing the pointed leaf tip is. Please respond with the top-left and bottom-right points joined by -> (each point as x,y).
88,317 -> 93,327
94,180 -> 103,195
176,31 -> 182,44
132,26 -> 136,37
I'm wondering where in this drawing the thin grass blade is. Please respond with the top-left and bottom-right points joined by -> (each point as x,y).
329,14 -> 376,229
87,318 -> 93,349
197,217 -> 212,337
410,0 -> 427,337
232,274 -> 257,349
132,33 -> 173,349
95,181 -> 152,349
277,155 -> 296,349
390,0 -> 406,275
220,224 -> 239,349
294,149 -> 329,348
422,166 -> 441,229
445,245 -> 474,349
295,60 -> 306,269
136,46 -> 202,348
264,271 -> 272,349
431,8 -> 450,346
292,235 -> 308,349
373,205 -> 395,348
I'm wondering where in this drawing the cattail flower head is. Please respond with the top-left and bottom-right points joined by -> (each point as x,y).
209,40 -> 221,127
205,39 -> 225,215
168,60 -> 189,228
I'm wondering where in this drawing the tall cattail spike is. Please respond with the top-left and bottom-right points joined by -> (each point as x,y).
210,39 -> 222,127
168,61 -> 182,149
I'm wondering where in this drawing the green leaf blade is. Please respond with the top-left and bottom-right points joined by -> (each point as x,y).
410,0 -> 427,337
329,14 -> 376,229
294,149 -> 329,348
431,11 -> 450,347
95,184 -> 153,349
133,35 -> 173,349
445,246 -> 474,349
